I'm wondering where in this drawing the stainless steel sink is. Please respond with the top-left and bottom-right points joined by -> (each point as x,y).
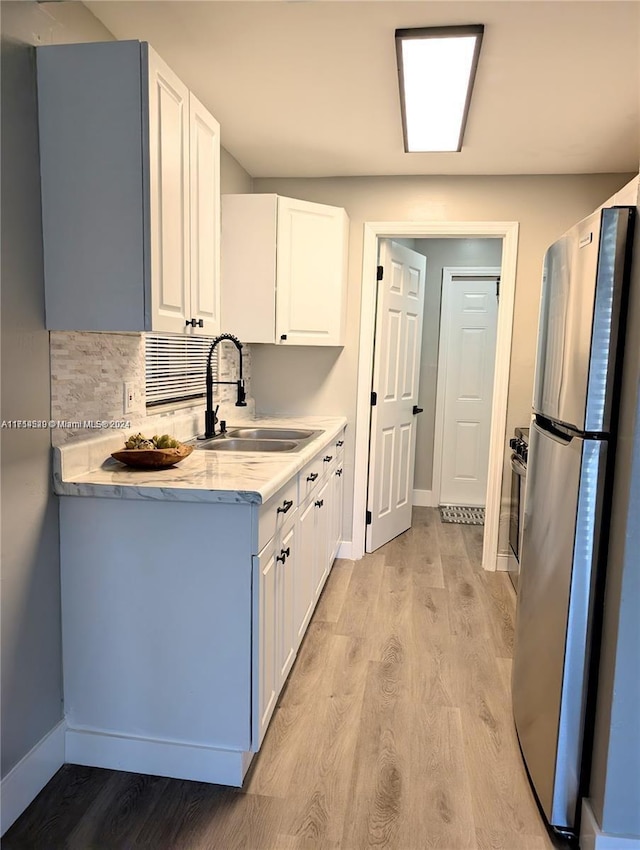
226,428 -> 315,440
197,438 -> 298,453
191,427 -> 325,453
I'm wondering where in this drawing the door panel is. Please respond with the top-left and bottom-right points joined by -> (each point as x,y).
147,47 -> 190,332
275,198 -> 348,345
366,240 -> 426,552
438,272 -> 499,506
189,93 -> 220,335
453,421 -> 481,480
512,422 -> 606,828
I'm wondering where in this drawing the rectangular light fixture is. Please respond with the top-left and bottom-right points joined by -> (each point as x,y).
395,25 -> 484,152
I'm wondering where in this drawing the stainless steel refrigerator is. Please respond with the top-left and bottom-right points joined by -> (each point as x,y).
511,205 -> 635,836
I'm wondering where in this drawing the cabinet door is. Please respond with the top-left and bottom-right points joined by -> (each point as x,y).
330,463 -> 344,564
254,542 -> 277,747
277,524 -> 296,685
295,498 -> 316,649
189,93 -> 221,336
313,478 -> 331,599
147,47 -> 191,333
275,198 -> 348,346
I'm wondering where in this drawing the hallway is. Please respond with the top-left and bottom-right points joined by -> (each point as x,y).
4,508 -> 559,850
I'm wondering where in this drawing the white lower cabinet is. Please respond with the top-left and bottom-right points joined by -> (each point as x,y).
295,497 -> 318,648
255,540 -> 278,746
277,523 -> 297,684
59,428 -> 345,789
312,478 -> 332,600
331,462 -> 345,564
254,515 -> 297,748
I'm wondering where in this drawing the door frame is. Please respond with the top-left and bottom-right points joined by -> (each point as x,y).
432,265 -> 503,506
353,221 -> 519,570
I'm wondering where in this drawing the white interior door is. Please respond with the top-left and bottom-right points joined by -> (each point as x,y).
366,240 -> 426,553
435,268 -> 500,506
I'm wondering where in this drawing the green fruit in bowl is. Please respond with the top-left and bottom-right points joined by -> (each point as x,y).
155,434 -> 180,449
124,432 -> 181,450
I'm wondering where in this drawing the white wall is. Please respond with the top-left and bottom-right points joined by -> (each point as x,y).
0,0 -> 115,783
251,173 -> 634,545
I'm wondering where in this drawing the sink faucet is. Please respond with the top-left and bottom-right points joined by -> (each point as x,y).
201,333 -> 247,439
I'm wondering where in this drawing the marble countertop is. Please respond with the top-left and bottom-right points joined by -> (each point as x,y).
53,415 -> 347,505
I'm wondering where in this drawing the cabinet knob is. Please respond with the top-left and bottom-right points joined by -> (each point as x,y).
307,472 -> 318,482
323,455 -> 333,463
336,440 -> 344,447
336,468 -> 343,476
314,499 -> 324,508
185,318 -> 204,328
277,499 -> 293,515
280,334 -> 287,341
276,546 -> 290,564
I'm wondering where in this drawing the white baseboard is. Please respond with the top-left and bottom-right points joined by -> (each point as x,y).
581,799 -> 640,850
496,553 -> 511,572
1,720 -> 66,836
65,727 -> 251,788
337,540 -> 356,560
413,489 -> 436,507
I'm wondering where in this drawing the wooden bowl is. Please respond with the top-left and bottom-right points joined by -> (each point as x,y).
111,444 -> 193,470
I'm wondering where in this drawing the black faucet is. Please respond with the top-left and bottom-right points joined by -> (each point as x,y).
201,333 -> 247,439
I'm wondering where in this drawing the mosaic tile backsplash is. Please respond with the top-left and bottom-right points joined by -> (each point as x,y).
50,331 -> 253,445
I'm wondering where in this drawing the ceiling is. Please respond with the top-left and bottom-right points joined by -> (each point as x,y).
83,1 -> 640,179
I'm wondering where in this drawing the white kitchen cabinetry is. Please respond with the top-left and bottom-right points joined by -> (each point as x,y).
221,194 -> 349,345
254,484 -> 297,748
330,455 -> 345,564
37,40 -> 220,335
294,432 -> 345,645
59,428 -> 345,788
311,477 -> 332,599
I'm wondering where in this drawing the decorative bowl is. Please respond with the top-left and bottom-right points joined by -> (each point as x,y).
111,444 -> 193,470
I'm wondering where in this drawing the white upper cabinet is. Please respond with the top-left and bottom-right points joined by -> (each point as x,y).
37,41 -> 220,336
221,194 -> 349,345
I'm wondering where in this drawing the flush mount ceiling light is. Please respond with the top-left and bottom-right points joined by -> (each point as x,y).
395,25 -> 484,153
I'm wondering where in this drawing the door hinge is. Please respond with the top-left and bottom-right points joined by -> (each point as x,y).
496,276 -> 501,301
371,391 -> 377,406
377,265 -> 383,281
366,510 -> 372,525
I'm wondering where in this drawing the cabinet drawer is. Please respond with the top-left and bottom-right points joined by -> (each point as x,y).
299,451 -> 334,503
333,431 -> 345,463
258,478 -> 297,552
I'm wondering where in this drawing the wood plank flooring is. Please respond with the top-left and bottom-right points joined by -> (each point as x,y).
4,508 -> 569,850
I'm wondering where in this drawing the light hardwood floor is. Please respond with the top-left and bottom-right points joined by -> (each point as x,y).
4,508 -> 568,850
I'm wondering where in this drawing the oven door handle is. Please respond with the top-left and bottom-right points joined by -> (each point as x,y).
511,455 -> 527,477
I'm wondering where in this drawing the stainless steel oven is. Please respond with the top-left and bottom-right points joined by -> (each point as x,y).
508,427 -> 529,592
